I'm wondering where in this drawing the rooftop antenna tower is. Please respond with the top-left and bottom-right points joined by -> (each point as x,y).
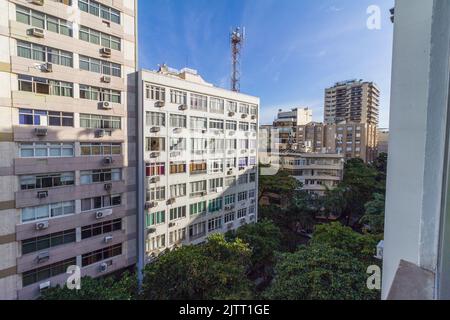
230,27 -> 245,92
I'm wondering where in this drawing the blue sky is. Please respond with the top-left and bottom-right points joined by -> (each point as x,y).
138,0 -> 394,127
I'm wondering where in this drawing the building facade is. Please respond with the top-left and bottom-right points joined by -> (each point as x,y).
377,128 -> 389,155
0,0 -> 137,299
279,151 -> 344,196
324,79 -> 380,126
137,67 -> 259,265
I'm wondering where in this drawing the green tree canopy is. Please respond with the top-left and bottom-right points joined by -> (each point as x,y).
361,193 -> 385,234
258,167 -> 302,204
142,234 -> 253,300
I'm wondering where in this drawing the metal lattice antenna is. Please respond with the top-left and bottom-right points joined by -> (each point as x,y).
231,27 -> 245,92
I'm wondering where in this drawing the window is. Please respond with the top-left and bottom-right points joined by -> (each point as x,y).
209,138 -> 225,153
239,139 -> 249,149
170,89 -> 187,105
20,172 -> 74,190
82,244 -> 122,267
227,101 -> 237,113
16,6 -> 73,36
249,140 -> 257,149
239,122 -> 249,131
169,228 -> 186,245
237,208 -> 247,219
224,212 -> 235,223
190,161 -> 207,174
146,162 -> 165,176
191,138 -> 208,154
169,206 -> 187,221
80,114 -> 121,129
209,178 -> 223,192
225,176 -> 236,187
170,183 -> 186,198
238,191 -> 248,202
80,143 -> 121,156
226,120 -> 237,131
249,157 -> 257,166
17,41 -> 73,67
147,235 -> 166,251
226,139 -> 237,150
21,201 -> 75,223
147,186 -> 166,202
79,26 -> 121,50
239,103 -> 249,114
209,159 -> 224,174
249,172 -> 256,183
19,109 -> 74,127
19,143 -> 74,158
80,169 -> 121,185
145,85 -> 165,101
22,229 -> 76,255
250,105 -> 258,116
170,162 -> 186,174
250,123 -> 257,132
208,198 -> 223,213
146,112 -> 165,127
190,201 -> 206,216
238,174 -> 249,185
79,0 -> 120,24
209,119 -> 224,130
189,222 -> 206,240
18,75 -> 73,97
208,217 -> 222,232
79,55 -> 121,77
190,180 -> 207,197
190,117 -> 207,130
191,94 -> 207,111
169,138 -> 186,151
249,206 -> 256,215
146,137 -> 165,151
22,258 -> 76,287
224,194 -> 236,205
210,98 -> 224,114
225,158 -> 236,169
80,85 -> 121,103
146,211 -> 165,227
239,157 -> 249,170
81,219 -> 122,240
170,114 -> 187,128
81,194 -> 121,212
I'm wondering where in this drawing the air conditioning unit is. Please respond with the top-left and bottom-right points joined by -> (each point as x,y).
241,114 -> 248,119
227,170 -> 233,175
150,127 -> 160,133
28,28 -> 45,38
37,191 -> 48,199
101,76 -> 111,83
41,62 -> 53,73
240,218 -> 246,225
228,112 -> 235,117
103,157 -> 114,165
104,183 -> 112,191
167,198 -> 176,205
144,202 -> 158,209
150,152 -> 160,158
251,115 -> 256,120
225,205 -> 234,211
155,101 -> 165,108
99,262 -> 109,273
178,104 -> 188,111
215,187 -> 223,193
149,176 -> 160,184
99,101 -> 112,109
249,215 -> 255,221
201,129 -> 207,134
35,221 -> 49,231
104,236 -> 113,244
34,128 -> 48,137
173,128 -> 183,134
37,251 -> 50,264
39,281 -> 51,292
96,129 -> 106,138
168,222 -> 176,228
170,151 -> 181,158
95,209 -> 113,220
147,227 -> 156,234
100,47 -> 112,57
31,0 -> 44,6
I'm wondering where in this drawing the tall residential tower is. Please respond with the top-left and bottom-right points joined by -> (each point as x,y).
0,0 -> 137,299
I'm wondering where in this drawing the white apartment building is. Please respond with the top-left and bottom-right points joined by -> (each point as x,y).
137,66 -> 259,265
0,0 -> 137,299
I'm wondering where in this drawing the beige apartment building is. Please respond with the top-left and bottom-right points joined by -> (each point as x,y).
279,151 -> 344,196
0,0 -> 137,299
136,66 -> 259,267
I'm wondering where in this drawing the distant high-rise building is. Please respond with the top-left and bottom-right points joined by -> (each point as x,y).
377,128 -> 389,155
324,80 -> 380,126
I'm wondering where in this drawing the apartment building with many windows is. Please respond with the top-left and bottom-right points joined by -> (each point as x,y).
0,0 -> 137,299
137,66 -> 259,266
